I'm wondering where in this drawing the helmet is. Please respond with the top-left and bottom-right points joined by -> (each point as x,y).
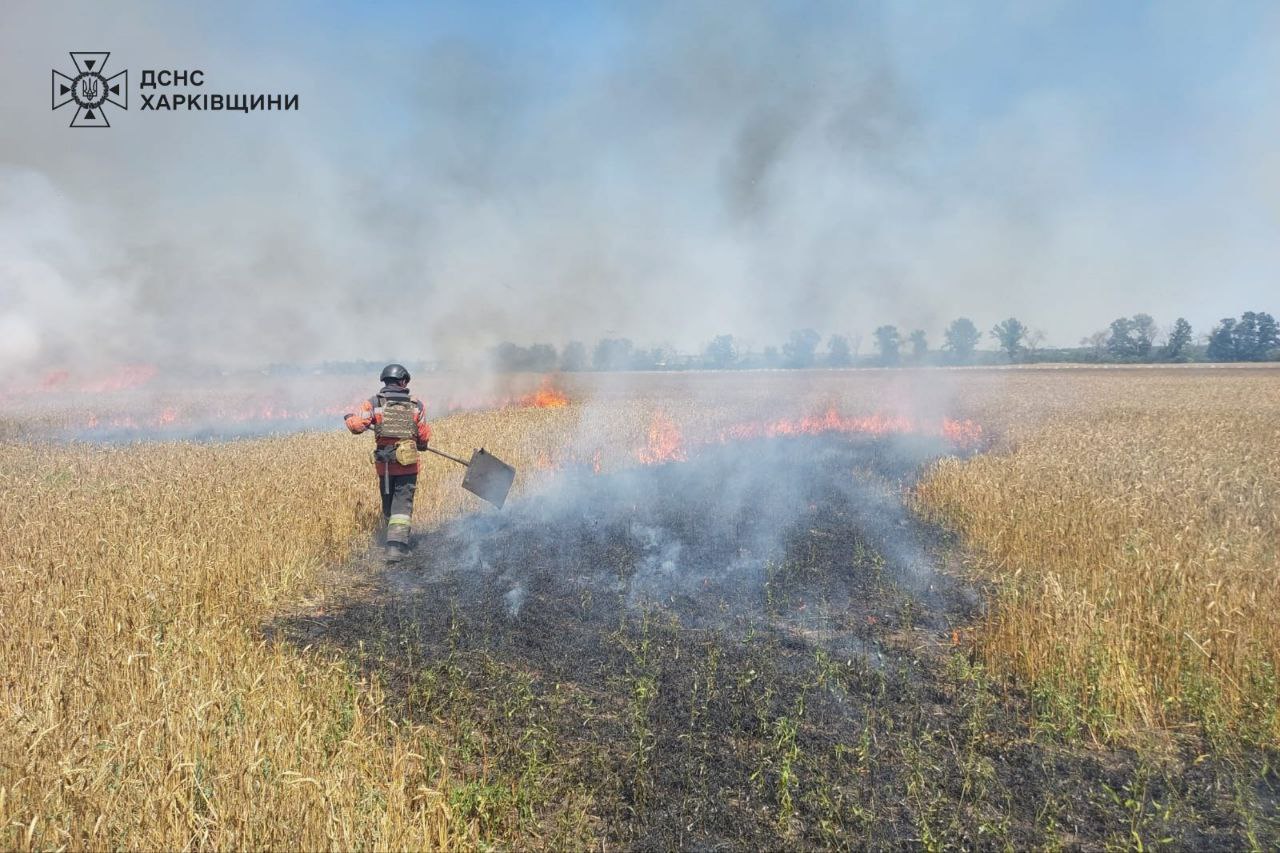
379,363 -> 410,384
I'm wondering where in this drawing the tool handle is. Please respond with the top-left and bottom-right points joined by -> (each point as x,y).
424,445 -> 470,467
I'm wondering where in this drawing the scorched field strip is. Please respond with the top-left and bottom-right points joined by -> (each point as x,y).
1,366 -> 1277,849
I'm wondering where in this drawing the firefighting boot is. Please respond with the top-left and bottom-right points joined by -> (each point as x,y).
385,516 -> 411,562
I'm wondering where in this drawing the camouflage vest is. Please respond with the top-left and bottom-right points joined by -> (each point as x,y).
374,392 -> 417,440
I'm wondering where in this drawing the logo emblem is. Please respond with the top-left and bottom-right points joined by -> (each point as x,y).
52,52 -> 127,127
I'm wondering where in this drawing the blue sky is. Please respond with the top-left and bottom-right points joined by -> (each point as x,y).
1,0 -> 1277,368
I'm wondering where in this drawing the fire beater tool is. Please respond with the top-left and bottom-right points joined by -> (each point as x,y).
425,445 -> 517,509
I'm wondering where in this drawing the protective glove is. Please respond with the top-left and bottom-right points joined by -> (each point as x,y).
345,411 -> 372,433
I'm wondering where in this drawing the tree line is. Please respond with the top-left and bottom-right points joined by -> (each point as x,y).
488,310 -> 1279,372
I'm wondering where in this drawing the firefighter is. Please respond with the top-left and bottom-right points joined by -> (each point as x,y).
344,363 -> 432,561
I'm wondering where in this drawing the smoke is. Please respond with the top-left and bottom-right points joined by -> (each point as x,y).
2,0 -> 1278,380
398,429 -> 968,646
502,583 -> 526,619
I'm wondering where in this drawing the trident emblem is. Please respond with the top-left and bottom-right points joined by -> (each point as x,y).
52,52 -> 127,128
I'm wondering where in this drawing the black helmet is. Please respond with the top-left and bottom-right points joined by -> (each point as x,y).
379,363 -> 410,384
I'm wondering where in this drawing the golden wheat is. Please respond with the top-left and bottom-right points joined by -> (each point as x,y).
0,407 -> 581,850
917,370 -> 1280,745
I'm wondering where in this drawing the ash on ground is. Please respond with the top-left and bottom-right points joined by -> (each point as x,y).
389,434 -> 974,652
269,435 -> 1263,850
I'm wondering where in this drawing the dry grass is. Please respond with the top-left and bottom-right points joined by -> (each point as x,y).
0,407 -> 580,850
916,370 -> 1280,746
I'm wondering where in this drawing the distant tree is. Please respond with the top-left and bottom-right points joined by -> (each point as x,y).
704,334 -> 738,369
630,347 -> 667,370
592,338 -> 634,371
827,334 -> 853,367
1237,312 -> 1263,359
782,328 -> 821,368
943,318 -> 981,363
990,317 -> 1028,361
1107,314 -> 1157,360
762,346 -> 781,368
491,342 -> 523,373
1205,312 -> 1279,361
560,341 -> 587,372
1235,311 -> 1279,360
908,329 -> 928,361
1131,314 -> 1158,357
1258,312 -> 1280,357
1080,330 -> 1108,359
491,342 -> 557,372
873,325 -> 901,364
1163,318 -> 1193,361
1025,329 -> 1047,356
1206,319 -> 1238,361
527,344 -> 557,372
1106,317 -> 1138,359
1237,311 -> 1275,360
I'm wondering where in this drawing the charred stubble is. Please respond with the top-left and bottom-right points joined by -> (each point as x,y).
271,434 -> 1268,849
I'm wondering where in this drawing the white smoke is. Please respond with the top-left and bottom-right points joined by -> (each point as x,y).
1,0 -> 1277,380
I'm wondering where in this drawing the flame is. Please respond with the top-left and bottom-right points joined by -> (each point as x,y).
721,409 -> 914,442
32,365 -> 158,395
68,385 -> 550,438
51,366 -> 983,460
635,410 -> 687,464
517,379 -> 570,409
41,370 -> 70,389
35,368 -> 582,439
76,397 -> 356,435
716,407 -> 984,449
940,417 -> 984,447
630,406 -> 983,465
77,364 -> 158,394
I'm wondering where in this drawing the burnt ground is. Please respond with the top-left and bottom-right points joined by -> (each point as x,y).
268,435 -> 1277,850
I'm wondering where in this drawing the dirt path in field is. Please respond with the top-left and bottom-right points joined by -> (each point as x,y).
268,435 -> 1261,849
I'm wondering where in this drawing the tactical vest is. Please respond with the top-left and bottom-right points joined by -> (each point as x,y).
374,392 -> 418,440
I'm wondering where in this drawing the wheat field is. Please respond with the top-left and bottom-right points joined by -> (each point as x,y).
917,368 -> 1280,746
1,366 -> 1277,848
0,407 -> 585,850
